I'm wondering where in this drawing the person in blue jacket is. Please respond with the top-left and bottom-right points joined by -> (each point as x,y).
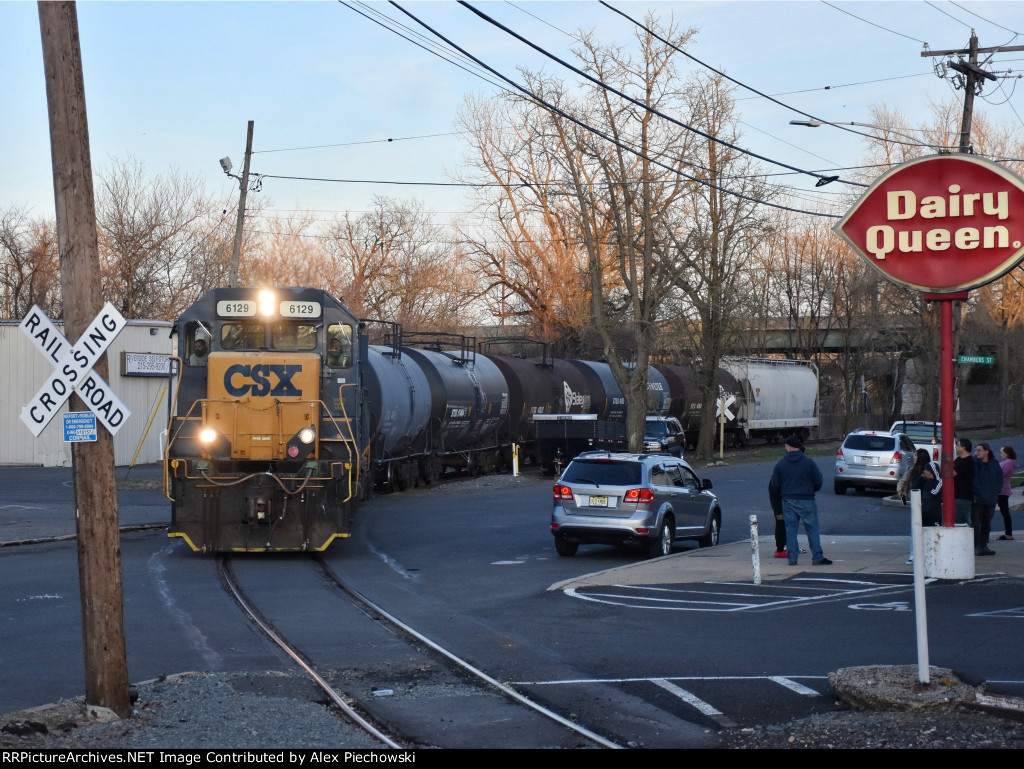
768,435 -> 831,566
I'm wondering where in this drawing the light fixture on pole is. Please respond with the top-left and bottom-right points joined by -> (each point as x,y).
789,119 -> 952,154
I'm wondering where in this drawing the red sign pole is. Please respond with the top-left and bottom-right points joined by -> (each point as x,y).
925,291 -> 968,526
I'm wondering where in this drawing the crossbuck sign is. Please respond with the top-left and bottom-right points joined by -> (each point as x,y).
19,303 -> 131,437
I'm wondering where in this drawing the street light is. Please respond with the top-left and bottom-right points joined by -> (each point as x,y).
789,119 -> 954,154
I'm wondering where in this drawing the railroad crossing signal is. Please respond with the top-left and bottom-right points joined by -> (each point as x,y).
19,303 -> 131,437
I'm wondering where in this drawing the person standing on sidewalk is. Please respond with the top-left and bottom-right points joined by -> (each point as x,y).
997,446 -> 1017,541
768,480 -> 788,558
953,438 -> 975,526
769,435 -> 831,566
973,442 -> 1003,557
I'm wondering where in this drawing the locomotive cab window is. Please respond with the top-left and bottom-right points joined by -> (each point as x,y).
326,323 -> 353,368
221,322 -> 265,350
186,322 -> 212,366
272,323 -> 317,351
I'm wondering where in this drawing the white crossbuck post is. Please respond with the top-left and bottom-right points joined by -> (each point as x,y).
19,303 -> 131,437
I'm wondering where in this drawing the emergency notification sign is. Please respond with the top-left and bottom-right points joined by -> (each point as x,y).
835,154 -> 1024,292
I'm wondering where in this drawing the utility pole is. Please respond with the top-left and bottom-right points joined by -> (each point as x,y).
38,1 -> 131,718
229,120 -> 254,288
921,31 -> 1023,153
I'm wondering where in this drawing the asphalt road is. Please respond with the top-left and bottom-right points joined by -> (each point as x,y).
2,445 -> 1022,745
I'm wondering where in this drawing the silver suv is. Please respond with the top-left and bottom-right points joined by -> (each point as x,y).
551,452 -> 722,558
834,429 -> 916,495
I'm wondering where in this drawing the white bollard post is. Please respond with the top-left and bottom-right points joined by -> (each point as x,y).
910,489 -> 930,684
750,514 -> 761,585
512,443 -> 519,477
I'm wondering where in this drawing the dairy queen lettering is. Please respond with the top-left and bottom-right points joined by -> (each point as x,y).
835,154 -> 1024,292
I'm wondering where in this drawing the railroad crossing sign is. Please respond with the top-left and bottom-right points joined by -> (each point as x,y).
19,303 -> 131,437
717,388 -> 736,421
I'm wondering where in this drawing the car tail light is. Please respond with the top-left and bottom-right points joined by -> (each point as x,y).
837,448 -> 844,458
553,484 -> 573,500
892,451 -> 903,463
623,488 -> 655,503
932,447 -> 939,461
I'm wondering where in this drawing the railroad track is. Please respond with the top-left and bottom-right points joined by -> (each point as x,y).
218,554 -> 619,749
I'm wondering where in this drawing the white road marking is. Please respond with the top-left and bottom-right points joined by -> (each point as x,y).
565,579 -> 918,612
769,676 -> 821,695
651,678 -> 738,728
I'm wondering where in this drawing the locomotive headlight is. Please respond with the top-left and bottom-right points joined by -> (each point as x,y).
298,427 -> 316,444
200,427 -> 218,444
258,289 -> 276,317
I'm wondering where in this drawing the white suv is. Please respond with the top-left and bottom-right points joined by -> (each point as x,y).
834,430 -> 916,495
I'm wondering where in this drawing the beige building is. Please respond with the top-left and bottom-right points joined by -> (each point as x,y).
1,318 -> 175,467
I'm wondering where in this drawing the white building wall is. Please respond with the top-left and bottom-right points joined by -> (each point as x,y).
0,319 -> 175,467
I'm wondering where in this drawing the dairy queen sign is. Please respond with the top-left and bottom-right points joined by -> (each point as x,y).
835,154 -> 1024,292
835,153 -> 1024,544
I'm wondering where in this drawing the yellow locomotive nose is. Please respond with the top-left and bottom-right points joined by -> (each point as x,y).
203,352 -> 321,461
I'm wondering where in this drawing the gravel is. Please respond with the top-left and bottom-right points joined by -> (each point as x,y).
3,668 -> 1022,749
0,671 -> 382,750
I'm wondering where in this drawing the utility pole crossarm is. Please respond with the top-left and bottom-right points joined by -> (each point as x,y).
922,44 -> 1024,57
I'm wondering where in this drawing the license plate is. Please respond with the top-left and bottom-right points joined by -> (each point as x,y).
589,495 -> 608,507
858,455 -> 875,464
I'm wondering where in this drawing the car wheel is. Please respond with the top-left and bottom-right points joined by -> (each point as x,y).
647,520 -> 674,558
834,481 -> 847,495
554,537 -> 578,557
698,511 -> 721,548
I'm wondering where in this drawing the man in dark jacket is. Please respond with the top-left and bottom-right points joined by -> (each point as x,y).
768,435 -> 831,566
973,442 -> 1003,556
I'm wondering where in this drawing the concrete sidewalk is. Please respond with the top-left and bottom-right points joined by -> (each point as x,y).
552,534 -> 1024,590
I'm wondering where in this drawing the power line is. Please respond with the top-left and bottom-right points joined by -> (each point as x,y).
386,1 -> 841,217
601,2 -> 952,155
925,1 -> 973,30
254,132 -> 460,155
461,0 -> 859,188
820,1 -> 929,45
948,1 -> 1021,37
734,71 -> 933,101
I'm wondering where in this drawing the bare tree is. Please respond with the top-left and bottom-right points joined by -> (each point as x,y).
668,72 -> 771,458
95,157 -> 229,319
456,93 -> 597,353
323,197 -> 477,332
0,205 -> 61,318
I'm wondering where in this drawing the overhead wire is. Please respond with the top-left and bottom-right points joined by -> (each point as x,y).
820,1 -> 929,45
460,0 -> 862,188
948,0 -> 1021,38
600,1 -> 953,154
925,1 -> 973,30
382,1 -> 843,217
254,132 -> 460,155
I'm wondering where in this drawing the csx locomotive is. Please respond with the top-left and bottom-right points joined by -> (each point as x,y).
165,287 -> 364,552
165,286 -> 818,553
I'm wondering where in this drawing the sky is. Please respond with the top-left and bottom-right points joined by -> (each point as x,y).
5,0 -> 1024,233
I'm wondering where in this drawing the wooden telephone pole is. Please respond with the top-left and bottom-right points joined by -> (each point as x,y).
229,120 -> 254,288
922,31 -> 1024,152
38,1 -> 131,718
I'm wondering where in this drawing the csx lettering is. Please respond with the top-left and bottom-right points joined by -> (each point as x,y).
224,364 -> 303,397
